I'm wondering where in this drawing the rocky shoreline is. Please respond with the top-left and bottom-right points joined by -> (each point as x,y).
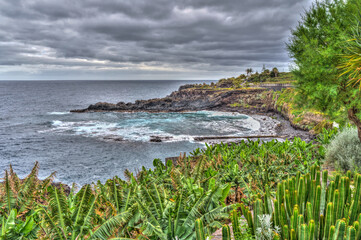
71,84 -> 315,142
71,86 -> 271,114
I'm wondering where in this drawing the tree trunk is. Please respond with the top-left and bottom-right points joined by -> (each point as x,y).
348,107 -> 361,142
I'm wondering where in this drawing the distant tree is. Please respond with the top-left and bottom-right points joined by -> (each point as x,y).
238,74 -> 246,79
270,67 -> 279,78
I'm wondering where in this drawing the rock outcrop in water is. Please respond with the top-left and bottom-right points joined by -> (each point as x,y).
71,86 -> 273,114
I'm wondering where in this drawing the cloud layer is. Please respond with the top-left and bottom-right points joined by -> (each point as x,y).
0,0 -> 312,80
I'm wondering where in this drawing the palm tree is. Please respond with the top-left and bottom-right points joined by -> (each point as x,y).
245,68 -> 253,77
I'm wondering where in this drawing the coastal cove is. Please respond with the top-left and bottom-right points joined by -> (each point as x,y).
0,80 -> 212,185
0,80 -> 314,186
0,80 -> 305,186
72,83 -> 315,144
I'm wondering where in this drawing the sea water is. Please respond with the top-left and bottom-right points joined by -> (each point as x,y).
0,80 -> 261,185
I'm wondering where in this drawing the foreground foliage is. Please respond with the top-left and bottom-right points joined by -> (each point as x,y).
190,138 -> 321,203
197,168 -> 361,240
0,134 -> 325,239
0,160 -> 233,239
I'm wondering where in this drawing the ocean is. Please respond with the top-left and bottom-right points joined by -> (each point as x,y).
0,80 -> 261,185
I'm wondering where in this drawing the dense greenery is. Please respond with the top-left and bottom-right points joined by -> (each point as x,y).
190,138 -> 321,202
0,161 -> 232,239
273,88 -> 338,133
287,0 -> 361,140
0,135 -> 327,239
1,125 -> 356,239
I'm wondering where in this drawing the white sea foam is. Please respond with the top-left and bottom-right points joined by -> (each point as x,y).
242,116 -> 261,131
45,111 -> 262,143
198,111 -> 260,131
198,110 -> 247,118
47,112 -> 70,115
52,120 -> 64,126
47,120 -> 184,142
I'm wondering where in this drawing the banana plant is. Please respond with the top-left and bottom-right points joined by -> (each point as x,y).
134,182 -> 232,240
0,163 -> 55,216
38,184 -> 99,239
222,161 -> 250,203
0,209 -> 38,239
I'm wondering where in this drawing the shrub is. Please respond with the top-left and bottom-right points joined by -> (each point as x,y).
325,127 -> 361,172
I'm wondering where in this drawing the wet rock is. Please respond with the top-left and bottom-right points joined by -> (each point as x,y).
150,137 -> 162,142
150,136 -> 172,142
275,123 -> 284,133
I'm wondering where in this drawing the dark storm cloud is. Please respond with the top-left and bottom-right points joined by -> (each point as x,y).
0,0 -> 312,80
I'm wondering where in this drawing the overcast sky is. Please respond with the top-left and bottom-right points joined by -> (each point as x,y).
0,0 -> 312,80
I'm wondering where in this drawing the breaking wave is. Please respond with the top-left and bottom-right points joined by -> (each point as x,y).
44,111 -> 261,143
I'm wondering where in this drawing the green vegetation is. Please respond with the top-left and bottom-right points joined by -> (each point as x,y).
274,88 -> 336,132
0,160 -> 234,239
0,135 -> 330,239
248,72 -> 294,84
287,0 -> 361,140
325,127 -> 361,172
190,138 -> 322,202
216,71 -> 294,89
339,20 -> 361,141
197,169 -> 361,240
3,0 -> 361,239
